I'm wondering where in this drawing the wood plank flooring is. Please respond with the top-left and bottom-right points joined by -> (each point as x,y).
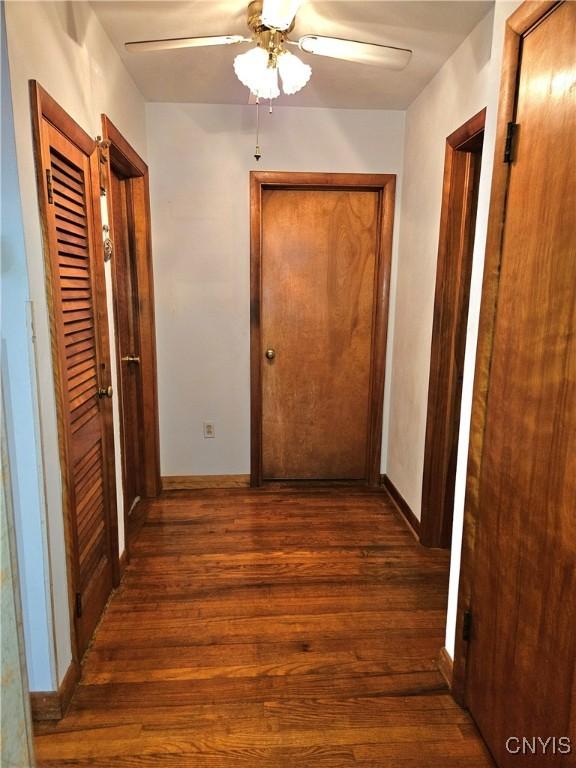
35,488 -> 494,767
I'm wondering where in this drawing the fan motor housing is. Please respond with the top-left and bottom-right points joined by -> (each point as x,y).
247,0 -> 296,35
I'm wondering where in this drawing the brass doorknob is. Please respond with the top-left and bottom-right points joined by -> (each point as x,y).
121,354 -> 140,364
97,385 -> 113,399
265,348 -> 276,360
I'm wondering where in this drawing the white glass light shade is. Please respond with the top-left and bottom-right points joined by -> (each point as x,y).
262,0 -> 301,31
234,46 -> 280,99
277,50 -> 311,94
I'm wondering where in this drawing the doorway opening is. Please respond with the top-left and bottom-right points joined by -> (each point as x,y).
102,116 -> 160,558
420,109 -> 485,548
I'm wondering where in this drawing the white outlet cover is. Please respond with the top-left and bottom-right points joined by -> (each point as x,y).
203,421 -> 215,438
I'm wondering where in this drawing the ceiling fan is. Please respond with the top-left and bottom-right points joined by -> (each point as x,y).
125,0 -> 413,101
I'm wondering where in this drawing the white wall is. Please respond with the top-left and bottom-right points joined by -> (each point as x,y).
4,0 -> 147,689
445,0 -> 523,658
386,10 -> 494,519
145,103 -> 405,477
1,1 -> 54,692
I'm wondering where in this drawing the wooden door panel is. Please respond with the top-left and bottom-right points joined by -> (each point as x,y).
261,188 -> 378,480
109,170 -> 144,511
37,113 -> 115,658
466,3 -> 575,763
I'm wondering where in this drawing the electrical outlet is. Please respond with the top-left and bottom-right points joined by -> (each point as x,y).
203,421 -> 215,439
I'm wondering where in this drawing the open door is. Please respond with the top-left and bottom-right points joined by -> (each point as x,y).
454,2 -> 575,764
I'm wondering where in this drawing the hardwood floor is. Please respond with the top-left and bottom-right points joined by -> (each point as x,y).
35,488 -> 494,767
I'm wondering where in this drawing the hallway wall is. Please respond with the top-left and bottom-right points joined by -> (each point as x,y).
145,104 -> 405,478
4,0 -> 147,690
1,2 -> 53,693
386,9 -> 494,521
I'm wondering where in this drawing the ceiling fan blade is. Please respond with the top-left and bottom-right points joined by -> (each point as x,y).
297,35 -> 412,70
125,35 -> 249,53
261,0 -> 301,31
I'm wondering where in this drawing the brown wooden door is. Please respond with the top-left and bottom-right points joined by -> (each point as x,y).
109,170 -> 144,512
33,85 -> 118,658
465,3 -> 575,764
260,186 -> 380,480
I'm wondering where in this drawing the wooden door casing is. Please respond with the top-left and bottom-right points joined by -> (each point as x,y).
30,82 -> 118,660
102,115 -> 161,559
251,172 -> 396,486
453,2 -> 575,763
420,110 -> 485,548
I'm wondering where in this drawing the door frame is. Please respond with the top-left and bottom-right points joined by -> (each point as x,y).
249,171 -> 396,487
451,0 -> 560,703
101,115 -> 161,557
29,82 -> 120,668
420,109 -> 485,548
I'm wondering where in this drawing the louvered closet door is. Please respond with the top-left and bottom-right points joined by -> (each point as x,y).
41,120 -> 115,657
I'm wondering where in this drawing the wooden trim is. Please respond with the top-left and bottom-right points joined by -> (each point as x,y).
250,171 -> 396,487
381,474 -> 420,540
437,647 -> 453,689
29,81 -> 120,660
452,0 -> 561,705
249,173 -> 263,486
102,115 -> 161,564
29,80 -> 79,667
29,81 -> 95,155
420,109 -> 485,549
445,109 -> 486,151
101,116 -> 147,177
161,475 -> 251,491
118,548 -> 128,579
88,146 -> 121,591
30,660 -> 80,722
127,495 -> 148,545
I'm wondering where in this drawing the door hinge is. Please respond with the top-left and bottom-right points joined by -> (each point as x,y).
462,609 -> 472,642
503,121 -> 518,163
96,136 -> 111,196
45,168 -> 54,204
75,592 -> 82,618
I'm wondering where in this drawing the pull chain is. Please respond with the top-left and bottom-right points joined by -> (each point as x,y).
254,97 -> 262,161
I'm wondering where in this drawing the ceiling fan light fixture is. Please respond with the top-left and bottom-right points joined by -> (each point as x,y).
298,35 -> 412,70
261,0 -> 301,30
277,50 -> 311,94
234,46 -> 280,99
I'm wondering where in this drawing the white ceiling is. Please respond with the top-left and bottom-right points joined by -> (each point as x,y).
91,0 -> 493,109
